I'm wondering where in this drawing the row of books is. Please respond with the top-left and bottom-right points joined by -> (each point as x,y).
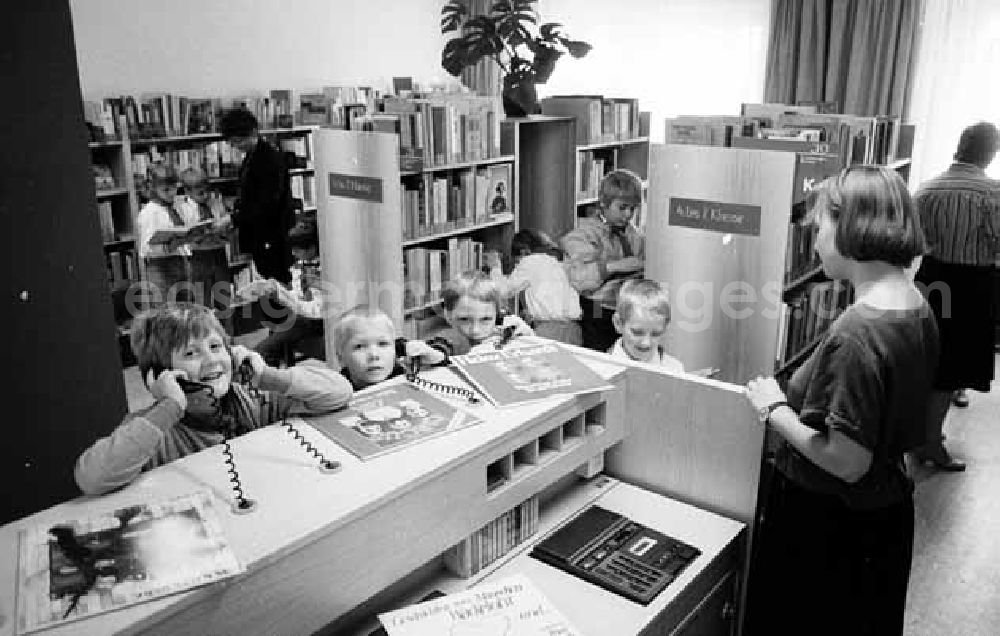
400,163 -> 512,240
106,250 -> 139,289
131,141 -> 246,185
443,495 -> 539,579
298,86 -> 383,127
97,201 -> 120,242
576,151 -> 608,201
403,237 -> 486,309
777,280 -> 853,366
783,220 -> 821,286
664,104 -> 908,173
84,85 -> 388,142
290,174 -> 316,206
541,95 -> 643,144
378,94 -> 504,170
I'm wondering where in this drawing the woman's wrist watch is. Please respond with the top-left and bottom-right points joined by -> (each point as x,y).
758,401 -> 789,424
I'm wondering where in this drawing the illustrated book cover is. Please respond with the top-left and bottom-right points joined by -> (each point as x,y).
15,491 -> 243,634
377,573 -> 581,636
450,342 -> 612,408
307,380 -> 485,460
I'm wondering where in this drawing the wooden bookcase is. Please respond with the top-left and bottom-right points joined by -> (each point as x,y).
91,124 -> 317,355
88,117 -> 141,339
506,107 -> 652,244
313,127 -> 520,358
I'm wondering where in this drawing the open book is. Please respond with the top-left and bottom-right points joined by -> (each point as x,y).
377,573 -> 581,636
450,342 -> 613,408
147,219 -> 217,246
16,491 -> 243,634
307,380 -> 485,460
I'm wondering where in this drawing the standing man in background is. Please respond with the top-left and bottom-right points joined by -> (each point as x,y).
913,121 -> 1000,471
220,109 -> 295,285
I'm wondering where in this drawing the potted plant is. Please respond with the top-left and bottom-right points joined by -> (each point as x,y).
440,0 -> 592,117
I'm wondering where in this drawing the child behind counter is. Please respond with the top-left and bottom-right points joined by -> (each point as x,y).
427,271 -> 535,356
74,302 -> 352,496
487,228 -> 583,346
609,279 -> 685,373
334,304 -> 450,391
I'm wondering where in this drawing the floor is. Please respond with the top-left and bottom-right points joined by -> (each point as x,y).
121,354 -> 1000,635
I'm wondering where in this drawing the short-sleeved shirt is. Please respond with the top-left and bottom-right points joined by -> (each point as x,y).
776,301 -> 939,510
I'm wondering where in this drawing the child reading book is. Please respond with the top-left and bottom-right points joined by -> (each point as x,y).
486,228 -> 583,346
137,163 -> 192,305
333,304 -> 449,390
74,302 -> 352,496
176,167 -> 233,310
427,271 -> 535,356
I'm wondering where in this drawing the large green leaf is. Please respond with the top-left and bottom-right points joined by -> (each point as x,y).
493,0 -> 537,48
440,0 -> 468,33
532,44 -> 562,83
441,16 -> 504,76
539,22 -> 563,40
564,40 -> 592,58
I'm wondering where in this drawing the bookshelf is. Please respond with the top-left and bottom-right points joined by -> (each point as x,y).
88,116 -> 141,344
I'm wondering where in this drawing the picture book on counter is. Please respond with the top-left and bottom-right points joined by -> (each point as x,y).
307,380 -> 485,460
450,342 -> 612,408
377,573 -> 581,636
15,491 -> 243,635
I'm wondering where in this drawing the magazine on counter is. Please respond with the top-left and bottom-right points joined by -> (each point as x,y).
450,342 -> 612,408
16,491 -> 243,634
377,573 -> 581,636
307,380 -> 485,460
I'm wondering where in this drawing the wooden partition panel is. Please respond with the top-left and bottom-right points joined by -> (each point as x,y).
605,367 -> 763,527
313,129 -> 403,362
645,145 -> 796,384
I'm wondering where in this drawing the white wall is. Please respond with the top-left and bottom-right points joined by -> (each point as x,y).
70,0 -> 770,139
70,0 -> 451,99
537,0 -> 770,140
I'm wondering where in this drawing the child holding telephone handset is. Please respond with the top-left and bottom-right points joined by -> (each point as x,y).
426,271 -> 535,356
74,303 -> 352,496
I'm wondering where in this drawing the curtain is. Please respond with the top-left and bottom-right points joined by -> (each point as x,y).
765,0 -> 918,118
907,0 -> 1000,185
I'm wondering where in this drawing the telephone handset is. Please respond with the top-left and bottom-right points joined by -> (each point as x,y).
149,363 -> 210,395
494,309 -> 516,350
395,337 -> 480,403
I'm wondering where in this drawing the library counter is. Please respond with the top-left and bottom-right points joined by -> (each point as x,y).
0,347 -> 764,636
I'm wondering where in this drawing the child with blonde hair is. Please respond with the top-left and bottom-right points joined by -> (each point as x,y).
74,302 -> 352,496
609,279 -> 684,373
428,271 -> 534,355
487,228 -> 582,345
333,304 -> 449,390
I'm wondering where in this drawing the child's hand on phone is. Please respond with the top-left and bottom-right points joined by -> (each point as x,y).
231,345 -> 266,382
404,340 -> 446,366
145,368 -> 189,410
500,314 -> 534,338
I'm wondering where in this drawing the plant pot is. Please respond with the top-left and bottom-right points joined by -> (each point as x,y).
502,78 -> 541,118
